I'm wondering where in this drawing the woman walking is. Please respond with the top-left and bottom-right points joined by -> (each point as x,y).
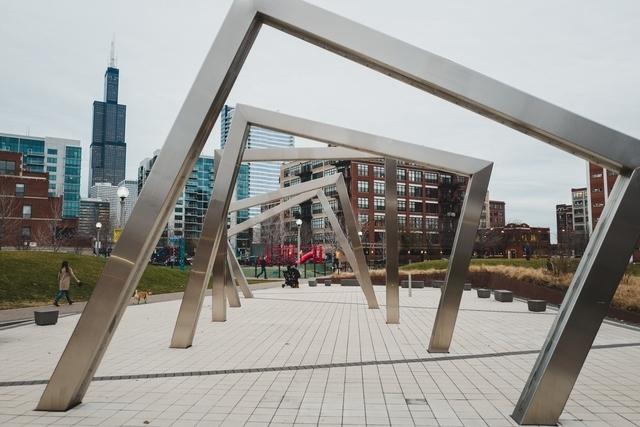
54,261 -> 80,306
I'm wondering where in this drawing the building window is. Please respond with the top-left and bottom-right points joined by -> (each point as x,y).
408,170 -> 421,182
409,216 -> 422,229
425,203 -> 438,214
398,199 -> 406,212
0,160 -> 16,175
358,213 -> 369,225
409,201 -> 422,213
357,197 -> 369,209
409,185 -> 422,197
47,166 -> 57,173
424,172 -> 438,183
373,166 -> 384,179
374,214 -> 385,227
396,183 -> 405,196
15,183 -> 25,197
357,164 -> 368,176
47,157 -> 57,164
374,197 -> 385,211
21,226 -> 31,239
329,198 -> 337,211
398,216 -> 406,230
311,218 -> 324,229
325,167 -> 337,176
373,181 -> 384,195
441,174 -> 452,183
22,205 -> 32,219
47,148 -> 58,155
425,187 -> 438,199
357,180 -> 369,193
312,202 -> 323,214
397,168 -> 406,181
425,217 -> 438,231
324,185 -> 337,196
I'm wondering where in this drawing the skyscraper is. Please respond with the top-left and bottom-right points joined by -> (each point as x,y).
220,105 -> 295,256
89,42 -> 127,187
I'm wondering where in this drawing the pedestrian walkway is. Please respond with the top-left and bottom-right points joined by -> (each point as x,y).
0,284 -> 639,426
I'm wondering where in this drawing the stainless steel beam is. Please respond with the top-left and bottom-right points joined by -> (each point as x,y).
315,189 -> 376,309
385,159 -> 399,324
171,111 -> 248,344
228,190 -> 319,236
41,0 -> 638,417
229,174 -> 339,213
227,243 -> 253,298
428,165 -> 492,352
225,249 -> 241,308
512,168 -> 640,425
219,147 -> 379,162
211,230 -> 228,322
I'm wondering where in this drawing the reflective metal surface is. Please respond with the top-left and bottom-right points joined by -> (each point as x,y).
225,248 -> 241,308
385,159 -> 399,324
211,229 -> 228,322
170,112 -> 247,346
512,168 -> 640,425
40,0 -> 640,418
227,243 -> 253,298
428,165 -> 492,352
223,147 -> 379,162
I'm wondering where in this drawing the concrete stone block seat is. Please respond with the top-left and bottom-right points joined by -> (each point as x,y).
341,279 -> 359,286
494,290 -> 513,302
34,309 -> 59,326
528,299 -> 547,312
308,279 -> 317,287
324,279 -> 332,286
401,280 -> 424,288
431,280 -> 445,288
464,283 -> 472,291
477,288 -> 491,298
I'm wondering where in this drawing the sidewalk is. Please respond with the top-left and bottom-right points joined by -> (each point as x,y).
0,281 -> 282,325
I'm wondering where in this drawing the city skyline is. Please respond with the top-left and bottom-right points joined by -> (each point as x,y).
1,1 -> 639,237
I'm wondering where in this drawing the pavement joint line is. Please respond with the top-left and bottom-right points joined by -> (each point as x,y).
1,341 -> 638,388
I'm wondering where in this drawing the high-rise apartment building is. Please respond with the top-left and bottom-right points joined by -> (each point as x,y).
220,105 -> 295,256
78,198 -> 110,238
587,162 -> 617,232
489,200 -> 506,228
571,187 -> 589,234
138,150 -> 214,247
277,159 -> 468,264
89,180 -> 138,229
89,44 -> 126,187
0,133 -> 81,217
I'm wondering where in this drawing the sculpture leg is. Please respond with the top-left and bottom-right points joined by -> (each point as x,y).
225,252 -> 241,308
428,165 -> 492,352
512,169 -> 640,425
385,159 -> 399,323
212,230 -> 229,322
227,243 -> 253,298
170,112 -> 248,346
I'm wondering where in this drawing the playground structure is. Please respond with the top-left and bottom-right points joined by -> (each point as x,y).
35,1 -> 640,425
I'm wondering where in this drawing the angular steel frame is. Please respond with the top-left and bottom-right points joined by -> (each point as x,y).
37,1 -> 640,424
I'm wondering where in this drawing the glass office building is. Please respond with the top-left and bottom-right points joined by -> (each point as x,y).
0,133 -> 81,217
220,105 -> 295,256
89,65 -> 127,187
138,150 -> 214,244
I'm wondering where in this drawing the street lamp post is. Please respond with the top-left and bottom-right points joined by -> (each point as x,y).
116,186 -> 130,228
95,222 -> 102,256
296,218 -> 303,265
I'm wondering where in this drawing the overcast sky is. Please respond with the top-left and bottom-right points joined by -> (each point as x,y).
2,0 -> 639,242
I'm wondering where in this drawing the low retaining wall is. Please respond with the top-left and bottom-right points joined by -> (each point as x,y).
326,271 -> 640,324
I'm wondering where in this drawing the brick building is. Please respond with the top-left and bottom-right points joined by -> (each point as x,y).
489,200 -> 506,228
555,203 -> 573,249
277,159 -> 467,265
475,222 -> 551,258
0,152 -> 76,248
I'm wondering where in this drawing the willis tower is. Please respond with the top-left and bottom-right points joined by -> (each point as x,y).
89,41 -> 127,186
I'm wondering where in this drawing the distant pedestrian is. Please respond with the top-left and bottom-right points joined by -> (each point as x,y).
256,257 -> 267,278
54,261 -> 80,306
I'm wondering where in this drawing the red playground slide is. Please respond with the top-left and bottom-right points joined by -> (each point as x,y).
299,251 -> 315,264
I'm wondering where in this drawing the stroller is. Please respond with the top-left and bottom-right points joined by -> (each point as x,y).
282,265 -> 301,288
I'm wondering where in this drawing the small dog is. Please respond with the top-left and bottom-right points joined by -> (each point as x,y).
133,289 -> 152,304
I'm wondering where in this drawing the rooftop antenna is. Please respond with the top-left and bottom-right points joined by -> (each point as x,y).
109,35 -> 117,67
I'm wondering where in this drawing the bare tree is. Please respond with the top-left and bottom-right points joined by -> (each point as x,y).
0,182 -> 21,250
33,198 -> 75,252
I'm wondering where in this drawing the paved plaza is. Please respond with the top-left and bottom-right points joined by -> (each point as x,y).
1,283 -> 639,426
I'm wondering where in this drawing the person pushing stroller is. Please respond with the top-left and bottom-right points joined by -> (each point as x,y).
282,264 -> 301,288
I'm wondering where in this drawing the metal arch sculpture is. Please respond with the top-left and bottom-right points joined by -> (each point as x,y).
36,1 -> 640,424
172,104 -> 491,351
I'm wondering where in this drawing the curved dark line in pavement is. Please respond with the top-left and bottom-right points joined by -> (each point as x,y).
1,341 -> 638,388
